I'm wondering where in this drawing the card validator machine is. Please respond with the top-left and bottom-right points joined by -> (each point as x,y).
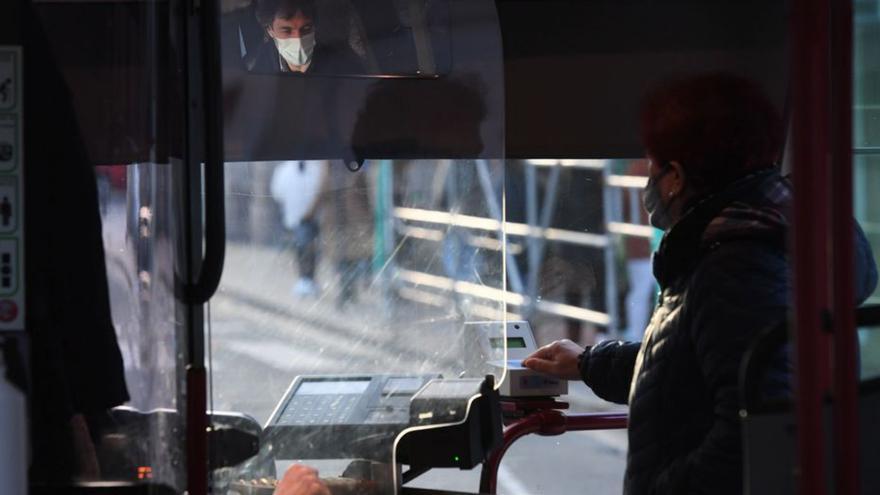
261,374 -> 503,471
470,320 -> 568,397
263,374 -> 438,461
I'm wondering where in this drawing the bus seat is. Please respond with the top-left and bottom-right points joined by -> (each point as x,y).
739,305 -> 880,495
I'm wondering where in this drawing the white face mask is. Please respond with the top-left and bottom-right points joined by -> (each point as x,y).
274,33 -> 316,67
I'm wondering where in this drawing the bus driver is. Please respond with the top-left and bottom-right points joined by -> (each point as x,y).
251,0 -> 363,75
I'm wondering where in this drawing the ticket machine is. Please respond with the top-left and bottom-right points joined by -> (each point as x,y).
471,321 -> 567,398
226,373 -> 504,494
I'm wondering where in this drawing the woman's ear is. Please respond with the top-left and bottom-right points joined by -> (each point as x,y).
667,161 -> 687,198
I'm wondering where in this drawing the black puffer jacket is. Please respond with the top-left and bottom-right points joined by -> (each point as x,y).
579,169 -> 878,495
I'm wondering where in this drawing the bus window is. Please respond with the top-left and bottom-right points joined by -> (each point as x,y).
855,0 -> 880,305
855,0 -> 880,385
502,159 -> 656,346
860,320 -> 880,382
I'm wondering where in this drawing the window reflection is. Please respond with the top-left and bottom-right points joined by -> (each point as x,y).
226,0 -> 451,76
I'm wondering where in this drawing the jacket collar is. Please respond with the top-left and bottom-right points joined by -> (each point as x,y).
652,168 -> 782,289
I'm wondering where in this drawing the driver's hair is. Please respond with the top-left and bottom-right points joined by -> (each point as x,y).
255,0 -> 317,28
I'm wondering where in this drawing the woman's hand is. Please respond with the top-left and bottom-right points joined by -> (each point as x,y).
275,465 -> 331,495
522,339 -> 585,380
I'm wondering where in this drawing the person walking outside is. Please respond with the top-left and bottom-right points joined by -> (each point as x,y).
271,160 -> 327,297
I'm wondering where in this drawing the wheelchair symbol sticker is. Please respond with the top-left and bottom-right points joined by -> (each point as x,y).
0,49 -> 18,111
0,124 -> 16,171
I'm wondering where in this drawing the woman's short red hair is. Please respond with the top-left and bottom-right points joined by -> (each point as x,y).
640,72 -> 783,192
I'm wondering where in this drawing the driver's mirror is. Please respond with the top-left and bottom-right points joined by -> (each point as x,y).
222,0 -> 451,77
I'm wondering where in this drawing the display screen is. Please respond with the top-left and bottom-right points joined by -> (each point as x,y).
489,337 -> 528,349
296,380 -> 370,395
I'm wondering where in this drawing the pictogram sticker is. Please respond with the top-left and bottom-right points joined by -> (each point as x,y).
0,50 -> 17,111
0,178 -> 18,233
0,122 -> 16,172
0,299 -> 18,323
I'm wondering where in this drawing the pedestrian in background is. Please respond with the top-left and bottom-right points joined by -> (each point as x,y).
270,160 -> 327,297
321,164 -> 374,308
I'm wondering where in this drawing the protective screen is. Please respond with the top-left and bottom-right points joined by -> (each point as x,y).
209,1 -> 504,491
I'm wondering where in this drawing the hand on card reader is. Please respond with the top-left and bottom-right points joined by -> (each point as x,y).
469,320 -> 568,397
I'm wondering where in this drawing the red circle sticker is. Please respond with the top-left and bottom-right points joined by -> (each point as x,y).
0,300 -> 18,322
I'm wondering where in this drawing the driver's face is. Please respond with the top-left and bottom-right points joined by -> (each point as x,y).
268,11 -> 314,39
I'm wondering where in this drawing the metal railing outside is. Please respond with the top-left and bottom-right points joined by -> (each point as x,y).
382,159 -> 652,336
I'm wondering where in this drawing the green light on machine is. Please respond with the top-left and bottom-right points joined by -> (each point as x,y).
453,455 -> 460,463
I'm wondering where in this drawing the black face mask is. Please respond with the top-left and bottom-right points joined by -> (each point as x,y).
643,166 -> 675,230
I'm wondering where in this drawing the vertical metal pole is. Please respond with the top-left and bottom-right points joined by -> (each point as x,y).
524,162 -> 539,314
373,160 -> 395,315
601,162 -> 619,336
476,160 -> 525,294
791,0 -> 833,493
830,0 -> 859,493
372,160 -> 385,275
528,164 -> 561,307
628,188 -> 640,225
407,0 -> 437,75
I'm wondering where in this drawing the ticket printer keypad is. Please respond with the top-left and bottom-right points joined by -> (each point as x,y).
279,395 -> 360,425
272,376 -> 435,427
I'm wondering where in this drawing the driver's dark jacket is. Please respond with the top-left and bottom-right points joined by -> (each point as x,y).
579,169 -> 878,495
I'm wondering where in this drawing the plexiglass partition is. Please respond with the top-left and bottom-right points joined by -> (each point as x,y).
95,163 -> 188,491
212,0 -> 506,492
211,159 -> 506,492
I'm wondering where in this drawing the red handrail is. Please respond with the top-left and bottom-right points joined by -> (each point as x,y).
791,0 -> 834,493
478,411 -> 628,494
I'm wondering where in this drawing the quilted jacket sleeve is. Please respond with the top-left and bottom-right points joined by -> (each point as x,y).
652,241 -> 789,495
579,340 -> 643,405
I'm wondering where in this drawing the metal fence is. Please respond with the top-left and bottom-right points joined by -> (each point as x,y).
383,159 -> 652,336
